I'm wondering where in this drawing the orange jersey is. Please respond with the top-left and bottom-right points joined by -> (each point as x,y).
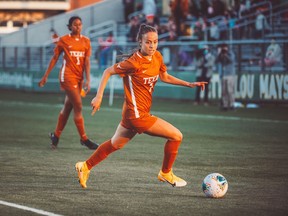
114,50 -> 167,120
54,34 -> 91,82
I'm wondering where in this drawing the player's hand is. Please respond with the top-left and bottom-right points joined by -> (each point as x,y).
190,82 -> 208,91
83,81 -> 90,93
38,77 -> 47,87
91,95 -> 102,116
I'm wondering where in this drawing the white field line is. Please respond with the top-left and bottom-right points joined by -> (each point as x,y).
0,100 -> 287,124
0,200 -> 63,216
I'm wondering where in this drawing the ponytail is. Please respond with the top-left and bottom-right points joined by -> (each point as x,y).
136,24 -> 158,43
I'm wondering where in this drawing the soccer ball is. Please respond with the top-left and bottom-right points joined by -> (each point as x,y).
202,173 -> 228,198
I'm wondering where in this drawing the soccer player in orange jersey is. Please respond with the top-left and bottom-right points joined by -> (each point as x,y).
38,16 -> 98,150
75,24 -> 207,188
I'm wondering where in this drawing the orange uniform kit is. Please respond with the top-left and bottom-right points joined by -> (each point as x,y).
55,34 -> 91,91
114,50 -> 166,133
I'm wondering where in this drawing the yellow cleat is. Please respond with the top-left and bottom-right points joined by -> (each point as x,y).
75,161 -> 90,188
158,170 -> 187,187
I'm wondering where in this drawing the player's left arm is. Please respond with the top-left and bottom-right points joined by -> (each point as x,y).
159,71 -> 207,91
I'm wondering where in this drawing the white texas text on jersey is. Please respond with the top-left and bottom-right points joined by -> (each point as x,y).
69,51 -> 85,57
143,75 -> 159,85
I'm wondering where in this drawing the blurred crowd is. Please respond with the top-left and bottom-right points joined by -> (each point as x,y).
123,0 -> 283,42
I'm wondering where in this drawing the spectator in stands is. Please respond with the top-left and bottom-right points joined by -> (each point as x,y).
170,0 -> 190,37
199,0 -> 210,18
145,16 -> 159,30
212,0 -> 226,17
254,9 -> 270,39
209,21 -> 220,40
142,0 -> 157,25
127,16 -> 140,42
245,0 -> 252,12
218,16 -> 228,40
262,38 -> 283,67
193,19 -> 205,40
216,43 -> 236,111
178,45 -> 193,66
189,0 -> 200,18
194,45 -> 215,105
167,16 -> 177,41
226,9 -> 238,39
98,32 -> 115,69
157,25 -> 168,41
237,0 -> 247,18
283,9 -> 288,20
207,5 -> 214,19
123,0 -> 135,23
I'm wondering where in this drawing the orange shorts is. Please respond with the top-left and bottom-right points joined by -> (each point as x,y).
120,113 -> 158,134
60,78 -> 82,92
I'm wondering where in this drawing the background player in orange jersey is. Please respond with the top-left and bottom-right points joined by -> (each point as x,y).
75,24 -> 207,188
38,16 -> 98,150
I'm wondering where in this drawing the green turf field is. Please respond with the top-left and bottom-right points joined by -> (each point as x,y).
0,89 -> 287,216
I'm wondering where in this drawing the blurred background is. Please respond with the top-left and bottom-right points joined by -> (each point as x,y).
0,0 -> 287,104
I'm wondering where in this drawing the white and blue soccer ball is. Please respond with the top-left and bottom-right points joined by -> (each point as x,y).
202,173 -> 228,198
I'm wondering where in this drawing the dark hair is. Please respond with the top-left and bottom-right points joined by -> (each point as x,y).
67,16 -> 82,31
136,24 -> 158,42
117,24 -> 158,60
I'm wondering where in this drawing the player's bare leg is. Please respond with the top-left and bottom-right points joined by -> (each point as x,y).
50,95 -> 73,149
145,118 -> 187,187
65,88 -> 98,149
76,124 -> 136,188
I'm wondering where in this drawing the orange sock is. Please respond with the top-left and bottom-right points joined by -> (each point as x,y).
86,140 -> 117,170
54,112 -> 69,138
74,117 -> 88,141
161,140 -> 181,173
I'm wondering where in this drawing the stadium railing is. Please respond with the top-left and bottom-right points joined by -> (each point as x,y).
1,39 -> 287,73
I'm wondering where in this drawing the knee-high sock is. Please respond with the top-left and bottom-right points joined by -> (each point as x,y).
86,140 -> 117,170
74,117 -> 88,141
161,140 -> 181,173
54,112 -> 69,138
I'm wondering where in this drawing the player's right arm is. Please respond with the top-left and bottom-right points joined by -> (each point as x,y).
91,65 -> 117,115
38,51 -> 61,87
